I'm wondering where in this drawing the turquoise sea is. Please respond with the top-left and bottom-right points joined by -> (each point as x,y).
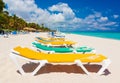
66,32 -> 120,40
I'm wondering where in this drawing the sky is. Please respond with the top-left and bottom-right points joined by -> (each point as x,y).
3,0 -> 120,31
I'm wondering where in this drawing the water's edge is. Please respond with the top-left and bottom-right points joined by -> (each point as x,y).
64,32 -> 120,40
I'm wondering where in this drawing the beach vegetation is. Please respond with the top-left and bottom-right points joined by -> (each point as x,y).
0,0 -> 51,33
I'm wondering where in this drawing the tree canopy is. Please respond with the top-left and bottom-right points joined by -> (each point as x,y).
0,0 -> 5,13
0,0 -> 51,32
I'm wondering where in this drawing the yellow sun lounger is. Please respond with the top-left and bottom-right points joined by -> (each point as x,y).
37,40 -> 76,46
35,37 -> 76,46
36,37 -> 65,41
10,46 -> 111,76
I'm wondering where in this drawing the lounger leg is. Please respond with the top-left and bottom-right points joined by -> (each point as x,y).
32,60 -> 48,76
75,60 -> 90,75
97,59 -> 111,75
10,53 -> 25,75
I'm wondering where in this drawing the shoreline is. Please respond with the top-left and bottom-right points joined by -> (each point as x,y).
68,33 -> 120,42
64,32 -> 120,41
0,32 -> 120,83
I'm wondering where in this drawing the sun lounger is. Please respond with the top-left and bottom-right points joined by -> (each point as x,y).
32,42 -> 73,53
75,46 -> 95,54
35,37 -> 76,46
35,37 -> 51,42
36,37 -> 65,41
32,42 -> 95,54
10,46 -> 111,76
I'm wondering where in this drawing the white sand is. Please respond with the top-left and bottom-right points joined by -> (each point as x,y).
0,32 -> 120,83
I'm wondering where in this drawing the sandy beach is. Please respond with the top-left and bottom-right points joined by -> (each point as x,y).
0,32 -> 120,83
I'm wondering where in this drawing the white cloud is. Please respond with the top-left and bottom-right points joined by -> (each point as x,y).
94,12 -> 101,18
3,0 -> 118,31
49,3 -> 75,20
100,17 -> 108,21
3,0 -> 40,20
79,12 -> 118,31
101,22 -> 116,26
113,15 -> 119,19
49,13 -> 65,23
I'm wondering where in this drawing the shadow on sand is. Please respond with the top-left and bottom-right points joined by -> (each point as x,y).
17,62 -> 111,76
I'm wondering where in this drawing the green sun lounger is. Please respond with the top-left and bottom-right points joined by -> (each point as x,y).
32,42 -> 95,53
76,47 -> 94,54
32,42 -> 73,53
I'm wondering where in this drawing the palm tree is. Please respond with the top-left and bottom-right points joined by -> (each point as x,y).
0,0 -> 5,13
13,14 -> 17,30
0,0 -> 5,29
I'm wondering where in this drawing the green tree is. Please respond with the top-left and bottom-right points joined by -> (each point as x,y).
0,13 -> 9,28
0,0 -> 51,32
16,17 -> 26,30
8,14 -> 27,30
0,0 -> 5,13
0,0 -> 5,28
